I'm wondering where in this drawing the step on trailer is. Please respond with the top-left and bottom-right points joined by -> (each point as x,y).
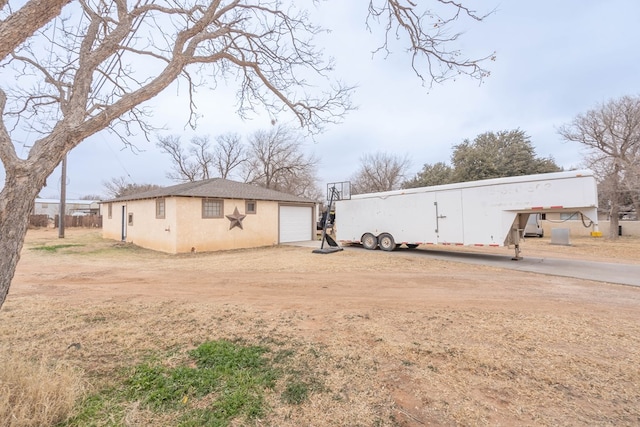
334,170 -> 600,260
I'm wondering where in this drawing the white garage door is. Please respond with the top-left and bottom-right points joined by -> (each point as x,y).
279,205 -> 313,243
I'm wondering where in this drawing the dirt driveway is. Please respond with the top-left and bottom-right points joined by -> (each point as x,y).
4,228 -> 640,426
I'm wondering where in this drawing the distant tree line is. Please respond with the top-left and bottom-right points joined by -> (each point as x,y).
103,177 -> 163,199
102,95 -> 640,241
404,129 -> 561,189
350,129 -> 561,195
103,125 -> 322,201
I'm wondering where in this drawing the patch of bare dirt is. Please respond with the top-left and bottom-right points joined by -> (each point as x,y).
2,227 -> 640,426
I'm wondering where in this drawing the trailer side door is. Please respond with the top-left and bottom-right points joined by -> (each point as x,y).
435,190 -> 464,244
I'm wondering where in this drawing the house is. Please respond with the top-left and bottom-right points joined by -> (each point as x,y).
100,178 -> 318,253
34,198 -> 100,218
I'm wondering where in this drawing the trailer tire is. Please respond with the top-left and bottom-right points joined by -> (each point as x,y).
362,233 -> 378,250
378,233 -> 396,251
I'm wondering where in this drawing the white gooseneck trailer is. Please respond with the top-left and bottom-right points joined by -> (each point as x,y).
334,170 -> 599,259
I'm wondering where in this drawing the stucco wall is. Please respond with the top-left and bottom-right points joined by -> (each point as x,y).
102,197 -> 285,253
101,202 -> 121,241
102,199 -> 177,252
542,220 -> 640,237
173,197 -> 279,253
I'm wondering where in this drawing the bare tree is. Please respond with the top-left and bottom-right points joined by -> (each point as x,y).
559,95 -> 640,239
157,136 -> 201,182
103,176 -> 162,199
274,166 -> 324,201
244,125 -> 320,198
213,133 -> 246,180
1,0 -> 492,308
79,194 -> 103,201
351,152 -> 410,194
625,157 -> 640,216
189,136 -> 215,181
158,134 -> 246,181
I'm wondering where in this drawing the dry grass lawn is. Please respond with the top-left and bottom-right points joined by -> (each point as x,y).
1,228 -> 639,426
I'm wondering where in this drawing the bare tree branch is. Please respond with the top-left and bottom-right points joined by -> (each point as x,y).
156,135 -> 200,182
0,0 -> 72,60
351,151 -> 410,194
367,0 -> 495,86
244,125 -> 320,198
213,133 -> 246,179
1,0 -> 493,308
559,95 -> 640,238
103,176 -> 162,198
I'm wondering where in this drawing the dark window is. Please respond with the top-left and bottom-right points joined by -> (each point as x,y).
202,199 -> 223,218
128,212 -> 134,226
156,198 -> 165,219
246,200 -> 257,214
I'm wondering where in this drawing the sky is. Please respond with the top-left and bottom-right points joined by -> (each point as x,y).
4,0 -> 640,200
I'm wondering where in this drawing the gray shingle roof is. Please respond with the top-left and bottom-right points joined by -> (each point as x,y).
101,178 -> 316,204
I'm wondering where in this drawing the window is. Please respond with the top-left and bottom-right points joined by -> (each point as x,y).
202,199 -> 223,218
246,200 -> 257,214
156,198 -> 165,219
128,212 -> 134,225
560,212 -> 579,220
108,203 -> 112,219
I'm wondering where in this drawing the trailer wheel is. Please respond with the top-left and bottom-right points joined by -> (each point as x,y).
361,233 -> 378,250
378,233 -> 396,251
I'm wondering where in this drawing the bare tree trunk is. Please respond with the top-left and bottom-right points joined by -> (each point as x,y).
609,203 -> 620,239
0,175 -> 45,308
608,166 -> 621,240
0,0 -> 72,59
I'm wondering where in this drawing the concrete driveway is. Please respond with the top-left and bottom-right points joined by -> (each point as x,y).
290,240 -> 640,287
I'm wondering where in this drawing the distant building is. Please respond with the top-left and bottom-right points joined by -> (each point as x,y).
33,198 -> 101,219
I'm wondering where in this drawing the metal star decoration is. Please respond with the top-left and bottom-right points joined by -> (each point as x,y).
226,207 -> 246,230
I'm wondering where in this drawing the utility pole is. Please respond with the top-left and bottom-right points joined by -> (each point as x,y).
58,154 -> 66,238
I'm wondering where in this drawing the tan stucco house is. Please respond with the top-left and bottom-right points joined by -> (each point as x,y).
101,179 -> 317,253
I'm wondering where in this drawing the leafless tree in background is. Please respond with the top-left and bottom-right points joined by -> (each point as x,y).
350,152 -> 411,194
244,126 -> 320,199
158,133 -> 247,182
626,159 -> 640,217
159,128 -> 317,197
0,0 -> 493,308
157,135 -> 211,182
559,95 -> 640,238
213,133 -> 247,180
103,176 -> 162,199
